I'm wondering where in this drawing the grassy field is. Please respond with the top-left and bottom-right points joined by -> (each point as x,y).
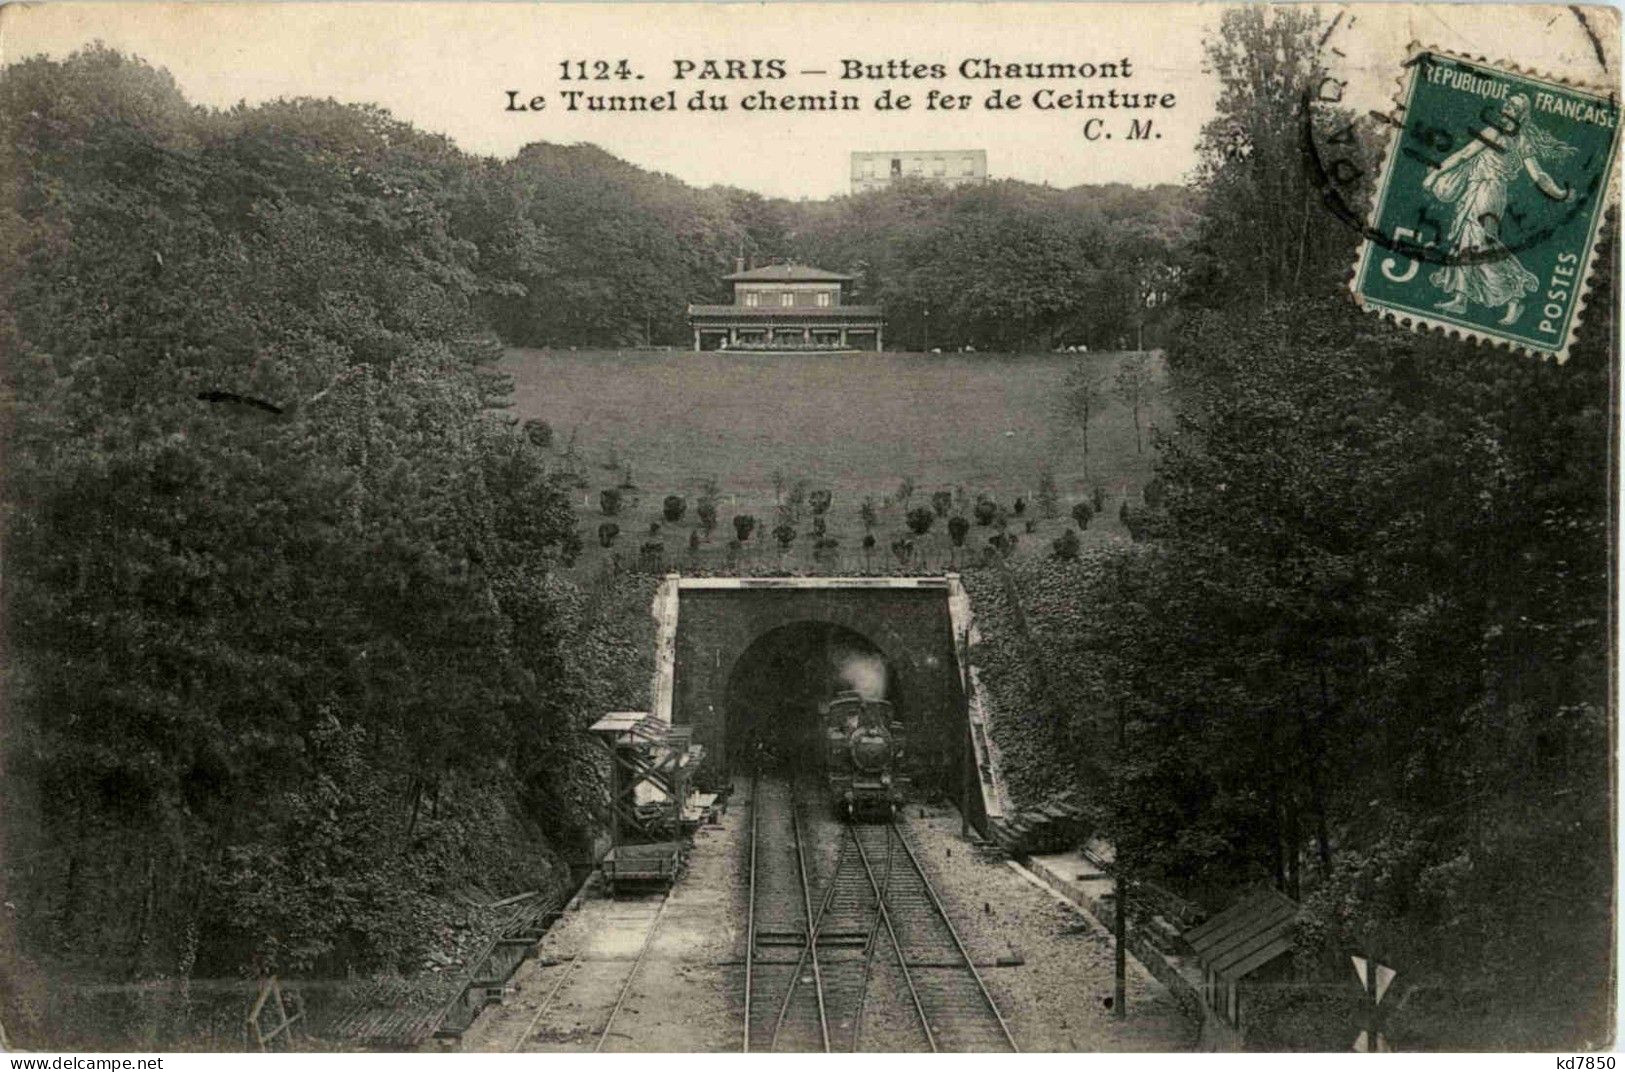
500,347 -> 1170,575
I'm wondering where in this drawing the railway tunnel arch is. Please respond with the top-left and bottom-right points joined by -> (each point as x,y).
724,621 -> 899,774
669,578 -> 967,796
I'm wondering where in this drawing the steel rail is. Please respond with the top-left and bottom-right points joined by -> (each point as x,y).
851,823 -> 936,1052
593,893 -> 671,1052
889,821 -> 1018,1052
771,804 -> 856,1052
849,823 -> 896,1052
508,954 -> 582,1052
771,782 -> 831,1051
743,770 -> 759,1053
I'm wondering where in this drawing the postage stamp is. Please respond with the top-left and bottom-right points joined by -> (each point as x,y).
1350,49 -> 1620,361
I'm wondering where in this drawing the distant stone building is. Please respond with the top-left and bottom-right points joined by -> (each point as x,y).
850,149 -> 988,193
688,263 -> 884,351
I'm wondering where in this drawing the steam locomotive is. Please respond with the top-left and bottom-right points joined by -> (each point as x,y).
821,690 -> 907,820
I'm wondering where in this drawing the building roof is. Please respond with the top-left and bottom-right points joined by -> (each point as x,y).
688,304 -> 883,319
723,263 -> 854,283
1185,888 -> 1298,984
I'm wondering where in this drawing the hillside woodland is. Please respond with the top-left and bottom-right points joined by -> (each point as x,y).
1,15 -> 1614,1053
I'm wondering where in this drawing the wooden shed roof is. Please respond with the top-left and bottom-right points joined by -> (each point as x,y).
1185,888 -> 1298,984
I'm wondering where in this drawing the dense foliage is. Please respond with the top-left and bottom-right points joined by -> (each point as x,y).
474,144 -> 1191,351
994,7 -> 1616,1050
0,48 -> 596,984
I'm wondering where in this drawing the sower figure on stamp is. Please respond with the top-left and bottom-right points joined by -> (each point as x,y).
1423,93 -> 1576,324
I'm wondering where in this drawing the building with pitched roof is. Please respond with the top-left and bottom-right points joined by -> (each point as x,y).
687,262 -> 884,351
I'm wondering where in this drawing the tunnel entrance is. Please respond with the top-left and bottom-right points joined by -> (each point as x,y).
724,622 -> 897,776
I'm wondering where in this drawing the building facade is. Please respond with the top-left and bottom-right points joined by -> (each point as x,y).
688,263 -> 884,351
850,149 -> 988,193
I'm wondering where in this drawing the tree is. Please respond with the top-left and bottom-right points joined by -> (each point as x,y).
809,488 -> 833,516
1062,361 -> 1109,479
859,496 -> 878,532
772,523 -> 797,556
663,494 -> 687,523
1113,353 -> 1156,454
733,514 -> 757,542
931,490 -> 953,517
947,515 -> 970,548
1052,529 -> 1082,560
1072,501 -> 1095,530
600,488 -> 622,515
906,507 -> 935,536
1185,6 -> 1362,309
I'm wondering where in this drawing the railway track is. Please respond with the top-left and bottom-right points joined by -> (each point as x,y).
853,822 -> 1017,1052
508,893 -> 669,1052
744,771 -> 827,1052
744,771 -> 1016,1053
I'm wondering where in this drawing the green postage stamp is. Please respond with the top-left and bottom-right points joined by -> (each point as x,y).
1351,50 -> 1620,361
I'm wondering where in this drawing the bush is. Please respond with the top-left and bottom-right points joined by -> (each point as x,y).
948,515 -> 970,547
523,418 -> 553,450
772,523 -> 797,550
812,515 -> 827,539
1037,467 -> 1061,518
890,536 -> 914,564
733,514 -> 757,542
648,521 -> 661,536
990,531 -> 1018,557
688,530 -> 701,552
600,488 -> 622,516
696,498 -> 718,535
1024,519 -> 1037,533
1051,529 -> 1081,560
809,488 -> 833,516
598,522 -> 621,548
662,494 -> 686,523
973,498 -> 998,526
931,490 -> 953,517
786,479 -> 809,520
906,507 -> 935,536
862,533 -> 877,551
1072,501 -> 1094,529
1144,476 -> 1166,508
1013,496 -> 1027,517
1091,485 -> 1106,513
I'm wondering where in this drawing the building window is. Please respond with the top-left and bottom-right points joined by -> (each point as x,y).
933,157 -> 946,176
781,292 -> 794,307
744,291 -> 759,307
890,157 -> 902,177
908,158 -> 924,174
816,292 -> 831,307
962,157 -> 976,176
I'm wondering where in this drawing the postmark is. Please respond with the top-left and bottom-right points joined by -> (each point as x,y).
1347,48 -> 1619,362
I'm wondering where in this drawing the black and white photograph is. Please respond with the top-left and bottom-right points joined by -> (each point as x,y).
0,0 -> 1618,1056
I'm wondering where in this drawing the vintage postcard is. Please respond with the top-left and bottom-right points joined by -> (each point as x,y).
0,1 -> 1617,1058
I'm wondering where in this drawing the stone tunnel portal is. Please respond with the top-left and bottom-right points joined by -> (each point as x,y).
725,622 -> 895,774
670,579 -> 966,799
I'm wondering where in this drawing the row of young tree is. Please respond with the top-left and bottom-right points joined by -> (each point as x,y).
1053,7 -> 1613,1049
